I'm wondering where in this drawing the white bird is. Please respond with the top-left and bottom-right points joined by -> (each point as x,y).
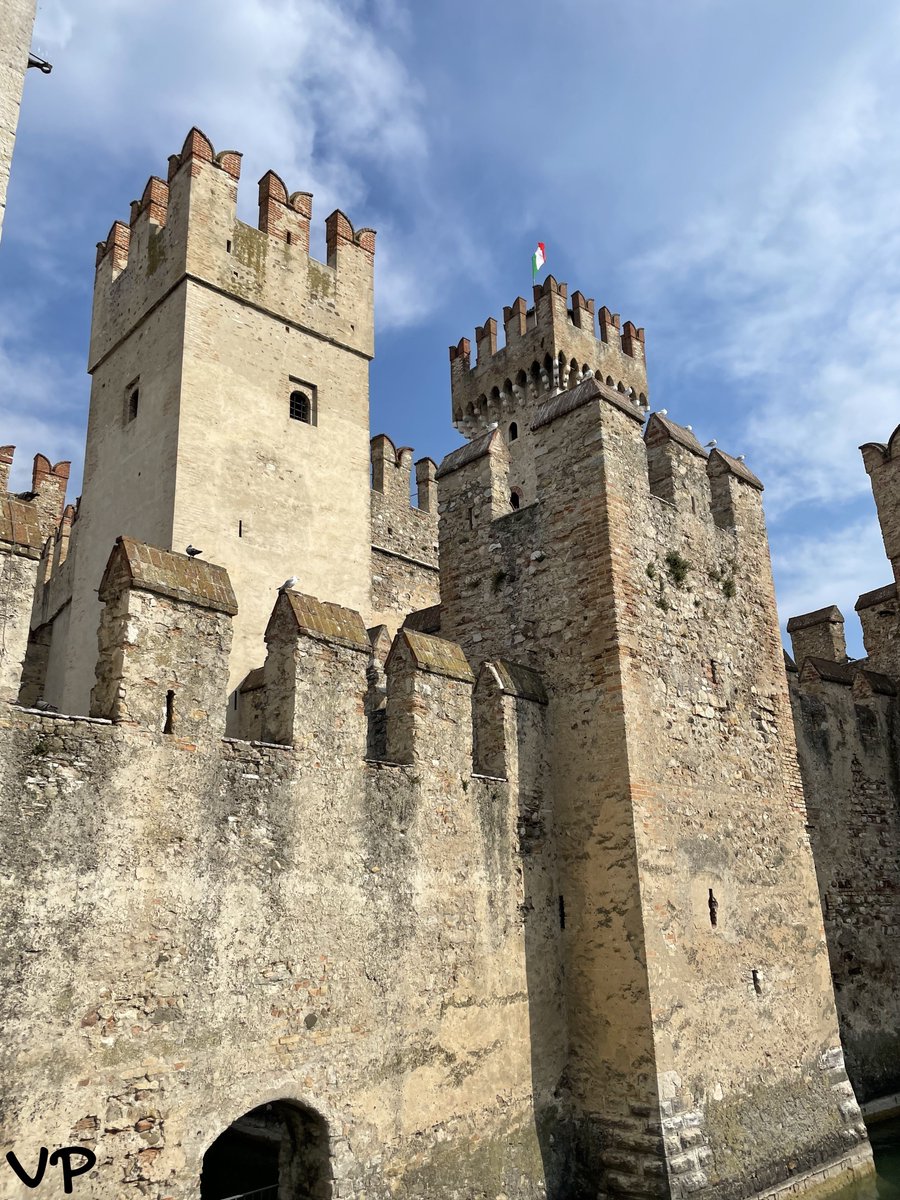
279,576 -> 299,591
736,454 -> 746,462
185,545 -> 202,558
685,424 -> 693,431
705,439 -> 717,448
658,408 -> 668,416
487,421 -> 499,430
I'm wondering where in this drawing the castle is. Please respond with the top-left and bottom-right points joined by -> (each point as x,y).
1,116 -> 900,1200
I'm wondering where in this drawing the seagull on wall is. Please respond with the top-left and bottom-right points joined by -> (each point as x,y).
279,576 -> 299,591
186,545 -> 202,557
736,455 -> 747,462
705,440 -> 717,448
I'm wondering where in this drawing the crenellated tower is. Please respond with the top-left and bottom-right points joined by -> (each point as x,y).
434,357 -> 869,1196
51,128 -> 376,720
449,276 -> 648,505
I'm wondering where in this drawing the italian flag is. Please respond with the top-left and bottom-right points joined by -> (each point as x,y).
532,241 -> 546,282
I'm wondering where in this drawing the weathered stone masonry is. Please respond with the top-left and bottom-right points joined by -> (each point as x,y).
0,124 -> 889,1200
788,423 -> 900,1108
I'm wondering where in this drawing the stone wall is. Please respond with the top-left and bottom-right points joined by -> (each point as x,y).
0,542 -> 565,1199
369,435 -> 439,631
785,420 -> 900,1108
789,658 -> 900,1103
436,378 -> 869,1200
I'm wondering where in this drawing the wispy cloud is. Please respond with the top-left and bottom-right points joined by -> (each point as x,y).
634,17 -> 900,516
0,300 -> 87,493
773,517 -> 889,657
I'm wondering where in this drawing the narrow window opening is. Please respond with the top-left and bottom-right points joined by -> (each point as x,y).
711,659 -> 719,684
233,692 -> 239,711
290,390 -> 312,423
163,690 -> 175,735
286,230 -> 292,245
238,520 -> 243,538
558,895 -> 566,930
467,506 -> 475,529
708,888 -> 718,928
226,239 -> 232,253
509,421 -> 519,442
510,491 -> 521,510
127,388 -> 139,422
752,968 -> 762,995
691,495 -> 697,514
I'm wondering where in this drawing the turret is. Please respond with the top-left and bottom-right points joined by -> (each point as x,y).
861,424 -> 900,586
449,277 -> 649,444
90,537 -> 237,740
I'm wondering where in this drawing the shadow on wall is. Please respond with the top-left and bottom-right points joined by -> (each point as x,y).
516,712 -> 664,1200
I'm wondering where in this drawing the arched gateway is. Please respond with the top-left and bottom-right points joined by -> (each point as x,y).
200,1101 -> 332,1200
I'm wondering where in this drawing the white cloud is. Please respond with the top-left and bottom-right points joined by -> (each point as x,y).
773,517 -> 890,658
634,17 -> 900,516
0,300 -> 87,495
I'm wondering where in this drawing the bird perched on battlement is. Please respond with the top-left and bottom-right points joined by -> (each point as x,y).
279,576 -> 299,591
736,455 -> 746,462
705,440 -> 717,448
186,545 -> 202,557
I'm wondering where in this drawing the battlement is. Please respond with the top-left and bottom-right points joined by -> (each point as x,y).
0,445 -> 71,701
3,527 -> 535,784
438,380 -> 764,547
370,433 -> 438,514
786,422 -> 900,680
90,126 -> 376,370
449,277 -> 648,440
861,422 -> 900,586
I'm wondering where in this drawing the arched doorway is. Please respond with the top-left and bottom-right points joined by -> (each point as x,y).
200,1100 -> 331,1200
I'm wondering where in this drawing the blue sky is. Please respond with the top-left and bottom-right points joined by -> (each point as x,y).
3,0 -> 899,656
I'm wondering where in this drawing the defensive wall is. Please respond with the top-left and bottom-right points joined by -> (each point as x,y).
786,423 -> 900,1107
0,354 -> 877,1198
0,534 -> 556,1199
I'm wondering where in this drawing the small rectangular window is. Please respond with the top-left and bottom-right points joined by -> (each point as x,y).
288,377 -> 317,426
226,239 -> 232,253
286,231 -> 292,245
124,377 -> 140,424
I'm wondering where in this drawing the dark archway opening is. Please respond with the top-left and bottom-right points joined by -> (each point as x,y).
201,1101 -> 331,1200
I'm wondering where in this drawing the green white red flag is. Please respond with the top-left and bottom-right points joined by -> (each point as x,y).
532,242 -> 546,282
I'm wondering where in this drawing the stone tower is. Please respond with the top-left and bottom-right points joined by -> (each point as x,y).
52,128 -> 376,717
0,0 -> 38,243
449,275 -> 648,506
436,291 -> 870,1197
